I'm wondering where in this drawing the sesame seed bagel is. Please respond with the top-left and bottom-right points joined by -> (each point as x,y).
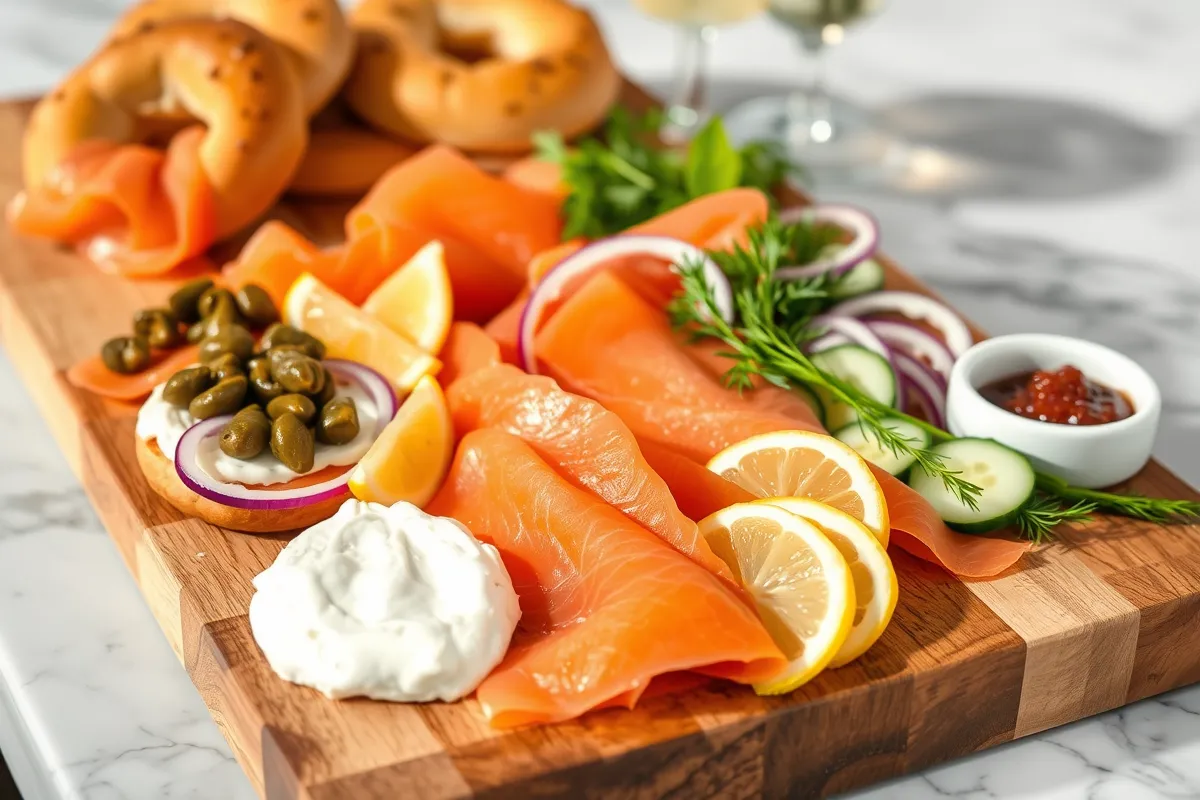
22,19 -> 307,239
344,0 -> 621,153
107,0 -> 354,116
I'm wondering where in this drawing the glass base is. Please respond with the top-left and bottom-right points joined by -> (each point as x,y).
723,92 -> 906,182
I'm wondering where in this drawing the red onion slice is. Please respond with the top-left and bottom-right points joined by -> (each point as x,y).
807,333 -> 852,352
173,359 -> 397,510
863,319 -> 956,382
518,235 -> 733,374
894,352 -> 947,429
776,204 -> 879,281
811,315 -> 894,368
829,290 -> 974,357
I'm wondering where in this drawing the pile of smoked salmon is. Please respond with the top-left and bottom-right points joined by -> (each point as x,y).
64,144 -> 1032,728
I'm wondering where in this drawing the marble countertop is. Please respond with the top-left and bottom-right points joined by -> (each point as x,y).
1,0 -> 1199,798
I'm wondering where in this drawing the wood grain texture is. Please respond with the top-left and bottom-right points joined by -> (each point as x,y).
2,86 -> 1200,799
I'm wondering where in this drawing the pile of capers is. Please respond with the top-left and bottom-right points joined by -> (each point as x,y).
161,321 -> 361,474
99,278 -> 279,375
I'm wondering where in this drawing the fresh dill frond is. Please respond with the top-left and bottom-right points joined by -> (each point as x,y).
1014,495 -> 1098,544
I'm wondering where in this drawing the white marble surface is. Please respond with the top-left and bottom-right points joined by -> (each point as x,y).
1,0 -> 1199,798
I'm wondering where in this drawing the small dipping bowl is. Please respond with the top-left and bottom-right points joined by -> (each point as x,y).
946,333 -> 1161,489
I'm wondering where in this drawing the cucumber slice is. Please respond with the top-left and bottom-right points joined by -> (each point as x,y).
809,345 -> 898,430
830,257 -> 885,299
792,384 -> 826,427
835,418 -> 932,478
909,438 -> 1035,533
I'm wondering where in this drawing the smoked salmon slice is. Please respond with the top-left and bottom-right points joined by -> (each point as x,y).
222,221 -> 337,307
10,127 -> 215,277
347,145 -> 561,318
536,270 -> 1029,578
628,187 -> 770,251
638,438 -> 756,523
66,344 -> 201,402
438,322 -> 502,389
446,364 -> 739,588
536,271 -> 823,463
427,428 -> 785,727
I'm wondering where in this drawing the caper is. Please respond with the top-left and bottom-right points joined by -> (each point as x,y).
198,324 -> 255,364
246,356 -> 283,403
269,350 -> 326,395
266,393 -> 317,425
197,287 -> 238,320
168,277 -> 214,323
161,365 -> 214,407
188,375 -> 248,419
206,352 -> 244,382
317,397 -> 359,445
235,284 -> 278,328
185,319 -> 209,344
259,323 -> 325,360
100,336 -> 151,374
133,307 -> 183,349
312,366 -> 336,407
271,412 -> 315,473
219,405 -> 270,460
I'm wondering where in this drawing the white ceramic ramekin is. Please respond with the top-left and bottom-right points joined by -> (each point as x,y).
945,333 -> 1161,488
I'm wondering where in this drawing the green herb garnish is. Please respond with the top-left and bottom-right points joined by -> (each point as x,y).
672,216 -> 1200,540
535,110 -> 795,239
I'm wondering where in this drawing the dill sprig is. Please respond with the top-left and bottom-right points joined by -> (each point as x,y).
1014,495 -> 1098,544
1035,473 -> 1200,524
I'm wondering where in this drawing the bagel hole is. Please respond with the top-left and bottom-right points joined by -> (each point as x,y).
437,28 -> 496,65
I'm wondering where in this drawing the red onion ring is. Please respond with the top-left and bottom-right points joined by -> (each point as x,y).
894,352 -> 947,428
776,204 -> 879,281
863,319 -> 956,382
173,360 -> 397,510
518,235 -> 733,374
829,290 -> 974,357
810,315 -> 894,371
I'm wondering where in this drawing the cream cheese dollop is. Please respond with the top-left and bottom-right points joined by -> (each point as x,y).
135,376 -> 378,485
248,499 -> 520,703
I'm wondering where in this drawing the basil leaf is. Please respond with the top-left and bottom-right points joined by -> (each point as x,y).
685,118 -> 742,197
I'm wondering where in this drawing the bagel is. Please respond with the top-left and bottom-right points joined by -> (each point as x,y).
136,436 -> 347,533
22,18 -> 307,240
288,100 -> 416,196
108,0 -> 354,116
344,0 -> 621,153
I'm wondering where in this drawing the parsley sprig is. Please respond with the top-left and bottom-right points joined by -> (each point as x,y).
534,110 -> 795,240
672,217 -> 1200,540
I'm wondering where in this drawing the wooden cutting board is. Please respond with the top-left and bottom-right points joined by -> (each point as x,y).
2,86 -> 1200,800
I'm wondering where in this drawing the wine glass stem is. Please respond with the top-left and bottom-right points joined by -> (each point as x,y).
786,32 -> 833,145
666,24 -> 716,138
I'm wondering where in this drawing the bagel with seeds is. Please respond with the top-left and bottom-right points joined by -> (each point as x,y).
344,0 -> 620,153
107,0 -> 354,116
21,18 -> 307,241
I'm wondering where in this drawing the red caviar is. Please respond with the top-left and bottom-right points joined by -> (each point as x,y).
981,365 -> 1133,425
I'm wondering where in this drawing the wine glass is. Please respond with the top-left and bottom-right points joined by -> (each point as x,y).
631,0 -> 769,142
724,0 -> 888,168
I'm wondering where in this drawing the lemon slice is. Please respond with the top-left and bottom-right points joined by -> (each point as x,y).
707,429 -> 890,547
361,241 -> 453,353
348,375 -> 453,508
283,273 -> 441,394
757,497 -> 897,667
699,502 -> 855,695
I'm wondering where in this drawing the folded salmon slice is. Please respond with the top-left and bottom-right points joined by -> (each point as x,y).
446,364 -> 739,588
537,271 -> 824,463
66,344 -> 202,402
438,322 -> 502,389
537,270 -> 1029,578
10,127 -> 215,276
427,429 -> 785,728
348,145 -> 561,319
